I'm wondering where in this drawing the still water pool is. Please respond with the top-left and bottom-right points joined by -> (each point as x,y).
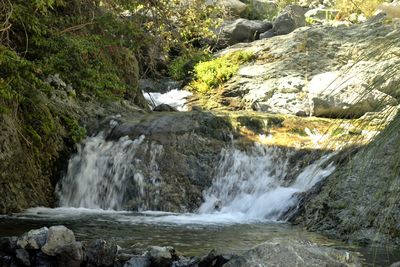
0,207 -> 399,266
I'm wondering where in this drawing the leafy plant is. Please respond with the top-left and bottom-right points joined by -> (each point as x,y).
190,50 -> 255,93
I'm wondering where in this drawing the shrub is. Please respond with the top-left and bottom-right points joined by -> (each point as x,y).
190,50 -> 255,93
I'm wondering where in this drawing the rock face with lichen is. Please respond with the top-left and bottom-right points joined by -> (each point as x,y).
195,20 -> 400,119
292,113 -> 400,244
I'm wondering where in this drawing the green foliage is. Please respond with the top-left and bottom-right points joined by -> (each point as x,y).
61,115 -> 87,143
190,50 -> 255,93
169,50 -> 212,81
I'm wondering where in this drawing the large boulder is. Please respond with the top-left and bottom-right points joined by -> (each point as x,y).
224,238 -> 361,267
219,19 -> 273,47
41,225 -> 76,256
272,5 -> 306,35
202,21 -> 400,119
145,246 -> 178,267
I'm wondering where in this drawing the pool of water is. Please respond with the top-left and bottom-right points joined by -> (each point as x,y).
1,207 -> 399,266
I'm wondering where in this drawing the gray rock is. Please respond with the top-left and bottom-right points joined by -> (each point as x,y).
46,74 -> 67,88
304,8 -> 338,22
224,238 -> 361,267
390,262 -> 400,267
259,29 -> 275,39
32,251 -> 57,267
0,236 -> 17,254
219,19 -> 273,47
15,249 -> 30,266
41,225 -> 76,256
54,241 -> 84,267
139,78 -> 181,93
85,239 -> 118,267
153,104 -> 178,112
198,249 -> 234,267
123,256 -> 151,267
17,227 -> 48,250
248,0 -> 278,20
208,0 -> 247,16
145,246 -> 178,267
172,257 -> 200,267
272,5 -> 306,35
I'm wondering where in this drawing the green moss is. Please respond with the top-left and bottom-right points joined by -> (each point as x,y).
61,115 -> 87,144
190,50 -> 255,93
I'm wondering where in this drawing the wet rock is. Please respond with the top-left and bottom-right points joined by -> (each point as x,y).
85,239 -> 118,267
123,256 -> 151,267
223,238 -> 361,267
272,5 -> 306,35
145,246 -> 178,267
172,257 -> 200,267
31,251 -> 57,267
198,249 -> 234,267
139,78 -> 181,93
54,241 -> 84,267
17,227 -> 48,250
15,249 -> 30,266
153,104 -> 178,112
0,237 -> 17,254
219,19 -> 273,47
41,225 -> 76,256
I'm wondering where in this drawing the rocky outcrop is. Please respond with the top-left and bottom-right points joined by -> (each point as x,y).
292,113 -> 400,244
218,19 -> 273,47
199,20 -> 400,119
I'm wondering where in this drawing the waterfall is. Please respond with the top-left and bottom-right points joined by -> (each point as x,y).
198,144 -> 335,220
57,133 -> 335,221
56,134 -> 164,210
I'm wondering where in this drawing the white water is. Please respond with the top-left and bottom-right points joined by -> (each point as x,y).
57,134 -> 335,223
57,134 -> 164,210
143,89 -> 192,111
199,145 -> 335,220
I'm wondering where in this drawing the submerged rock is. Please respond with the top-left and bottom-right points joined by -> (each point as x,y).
223,238 -> 361,267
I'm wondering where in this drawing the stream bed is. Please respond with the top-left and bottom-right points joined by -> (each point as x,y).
1,207 -> 400,266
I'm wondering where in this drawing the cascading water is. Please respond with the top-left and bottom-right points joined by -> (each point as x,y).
198,145 -> 335,220
57,134 -> 164,210
57,133 -> 335,221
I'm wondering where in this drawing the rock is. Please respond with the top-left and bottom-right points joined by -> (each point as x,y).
41,225 -> 76,256
377,1 -> 400,19
259,29 -> 274,39
54,242 -> 84,267
17,227 -> 48,250
248,0 -> 278,20
208,0 -> 247,16
304,8 -> 338,23
46,74 -> 67,88
123,256 -> 151,267
145,246 -> 178,267
223,238 -> 362,267
308,71 -> 397,118
202,21 -> 400,120
295,110 -> 307,117
15,249 -> 30,266
0,237 -> 17,254
85,239 -> 118,267
197,249 -> 234,267
31,251 -> 57,267
272,5 -> 306,35
172,257 -> 200,267
139,78 -> 181,93
390,262 -> 400,267
219,19 -> 273,47
153,104 -> 178,112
